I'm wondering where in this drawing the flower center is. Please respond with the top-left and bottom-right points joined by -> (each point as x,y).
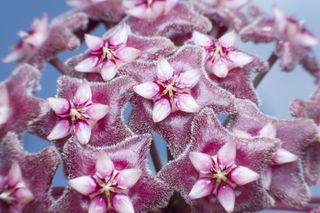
158,77 -> 180,108
210,44 -> 225,61
102,46 -> 117,61
70,108 -> 84,123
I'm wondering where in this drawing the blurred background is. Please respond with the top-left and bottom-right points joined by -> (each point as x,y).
0,0 -> 319,212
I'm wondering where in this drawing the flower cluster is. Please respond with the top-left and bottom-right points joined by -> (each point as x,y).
1,0 -> 320,212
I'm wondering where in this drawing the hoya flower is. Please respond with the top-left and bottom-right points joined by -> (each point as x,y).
30,75 -> 135,147
228,99 -> 318,207
123,0 -> 178,20
191,31 -> 253,78
50,134 -> 172,213
0,132 -> 60,213
0,64 -> 41,139
120,45 -> 235,157
159,108 -> 279,212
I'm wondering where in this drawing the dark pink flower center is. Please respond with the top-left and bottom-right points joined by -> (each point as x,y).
90,41 -> 121,67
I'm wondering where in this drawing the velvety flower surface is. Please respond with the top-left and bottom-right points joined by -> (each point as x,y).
66,24 -> 175,82
0,64 -> 41,139
50,134 -> 171,213
228,99 -> 319,207
0,132 -> 60,213
159,107 -> 279,213
121,45 -> 235,157
125,2 -> 212,39
3,12 -> 88,69
29,75 -> 135,147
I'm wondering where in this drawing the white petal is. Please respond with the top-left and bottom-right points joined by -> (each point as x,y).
14,188 -> 34,204
8,162 -> 22,187
75,57 -> 99,73
0,85 -> 10,125
125,5 -> 148,19
116,168 -> 141,189
228,51 -> 253,68
273,7 -> 286,33
217,141 -> 236,166
219,31 -> 236,48
84,103 -> 109,121
2,49 -> 26,63
175,93 -> 200,113
189,152 -> 213,174
217,185 -> 235,213
85,34 -> 104,51
75,121 -> 92,144
189,178 -> 214,199
231,166 -> 259,186
259,122 -> 277,138
233,129 -> 251,138
297,32 -> 319,47
47,120 -> 71,141
100,61 -> 117,81
88,197 -> 107,213
164,0 -> 178,14
272,148 -> 298,165
69,176 -> 96,196
157,59 -> 174,82
133,82 -> 160,99
211,59 -> 229,78
192,31 -> 213,47
47,98 -> 70,115
109,24 -> 129,46
95,152 -> 114,178
112,194 -> 134,213
152,98 -> 171,123
74,82 -> 92,105
117,47 -> 141,63
261,167 -> 272,190
175,69 -> 201,89
149,2 -> 166,19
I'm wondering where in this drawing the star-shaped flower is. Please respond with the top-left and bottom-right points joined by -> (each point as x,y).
29,75 -> 135,147
159,107 -> 279,212
228,99 -> 318,207
0,64 -> 41,139
50,134 -> 172,213
0,132 -> 60,213
67,24 -> 175,82
120,45 -> 235,157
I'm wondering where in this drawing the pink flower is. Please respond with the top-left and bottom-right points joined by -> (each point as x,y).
123,0 -> 178,20
192,31 -> 253,78
74,25 -> 141,81
51,135 -> 171,212
133,58 -> 201,122
0,85 -> 10,126
47,81 -> 109,144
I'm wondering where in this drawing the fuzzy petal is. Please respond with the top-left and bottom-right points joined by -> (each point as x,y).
192,31 -> 212,47
112,194 -> 134,213
47,98 -> 70,116
175,93 -> 200,113
84,103 -> 109,121
85,34 -> 104,51
175,69 -> 201,89
117,47 -> 141,63
101,61 -> 118,81
217,141 -> 236,166
231,166 -> 259,186
75,121 -> 92,144
217,185 -> 235,213
189,178 -> 214,199
116,168 -> 142,189
228,51 -> 253,67
272,148 -> 298,165
133,82 -> 160,99
75,56 -> 99,73
157,59 -> 174,82
47,119 -> 71,141
189,152 -> 213,174
69,176 -> 96,196
152,98 -> 171,123
74,82 -> 92,105
88,197 -> 107,213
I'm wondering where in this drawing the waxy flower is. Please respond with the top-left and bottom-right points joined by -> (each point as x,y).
192,31 -> 253,78
74,25 -> 140,81
30,75 -> 136,147
123,0 -> 178,20
134,58 -> 201,122
50,134 -> 171,213
0,85 -> 10,126
0,132 -> 60,213
159,108 -> 279,212
47,81 -> 109,144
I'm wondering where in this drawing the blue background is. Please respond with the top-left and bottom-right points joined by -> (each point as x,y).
0,0 -> 319,212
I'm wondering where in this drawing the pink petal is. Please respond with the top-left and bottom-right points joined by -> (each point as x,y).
230,166 -> 259,186
211,59 -> 229,78
95,152 -> 114,178
47,119 -> 71,141
84,103 -> 109,121
69,176 -> 97,196
188,178 -> 214,199
112,194 -> 134,213
175,93 -> 200,113
217,185 -> 235,213
152,98 -> 171,123
74,56 -> 99,73
117,47 -> 141,63
164,0 -> 178,14
175,69 -> 201,89
259,122 -> 277,138
297,32 -> 319,47
133,82 -> 160,99
74,82 -> 92,105
13,188 -> 34,205
100,61 -> 117,81
125,5 -> 149,19
75,121 -> 92,144
261,167 -> 272,190
150,1 -> 166,19
0,85 -> 10,125
219,31 -> 236,48
47,98 -> 70,116
116,168 -> 142,189
192,31 -> 213,47
273,7 -> 286,33
88,197 -> 107,213
272,148 -> 298,165
233,129 -> 251,138
217,141 -> 236,166
84,34 -> 104,51
2,48 -> 26,63
228,51 -> 253,67
189,152 -> 213,174
157,59 -> 174,82
8,162 -> 22,187
109,24 -> 129,46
